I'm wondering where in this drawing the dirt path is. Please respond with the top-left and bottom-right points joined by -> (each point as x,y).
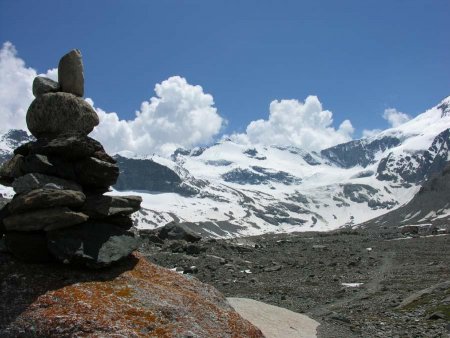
364,252 -> 394,294
312,252 -> 395,317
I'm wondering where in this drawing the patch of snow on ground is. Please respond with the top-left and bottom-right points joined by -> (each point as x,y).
341,283 -> 364,287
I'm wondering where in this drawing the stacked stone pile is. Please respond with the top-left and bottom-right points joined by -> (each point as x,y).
0,50 -> 142,268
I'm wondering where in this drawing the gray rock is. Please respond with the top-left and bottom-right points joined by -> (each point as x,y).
21,153 -> 76,181
139,231 -> 164,244
157,221 -> 202,242
81,194 -> 141,219
47,221 -> 141,268
93,150 -> 117,164
103,215 -> 134,229
22,154 -> 55,175
183,266 -> 199,274
13,173 -> 82,194
32,76 -> 60,97
263,265 -> 282,272
8,189 -> 86,214
23,134 -> 106,161
0,154 -> 24,179
184,243 -> 205,255
427,312 -> 445,320
75,157 -> 119,189
0,204 -> 10,236
26,92 -> 99,138
3,207 -> 88,231
400,225 -> 419,235
58,49 -> 84,96
0,236 -> 8,253
329,312 -> 352,324
0,176 -> 13,187
312,245 -> 328,250
5,231 -> 52,262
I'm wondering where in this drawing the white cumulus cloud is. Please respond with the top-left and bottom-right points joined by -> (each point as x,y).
362,128 -> 382,138
91,76 -> 224,156
382,108 -> 411,127
0,41 -> 35,133
229,96 -> 354,151
362,107 -> 411,138
0,42 -> 224,156
0,42 -> 57,134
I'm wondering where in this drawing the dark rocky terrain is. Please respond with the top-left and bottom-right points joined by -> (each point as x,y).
140,226 -> 450,337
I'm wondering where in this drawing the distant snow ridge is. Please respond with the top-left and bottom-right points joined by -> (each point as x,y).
1,97 -> 449,237
0,129 -> 34,163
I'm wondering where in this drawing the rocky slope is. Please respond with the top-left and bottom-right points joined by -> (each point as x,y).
140,227 -> 450,337
361,162 -> 450,229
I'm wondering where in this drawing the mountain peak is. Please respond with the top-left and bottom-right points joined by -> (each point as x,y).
437,96 -> 450,117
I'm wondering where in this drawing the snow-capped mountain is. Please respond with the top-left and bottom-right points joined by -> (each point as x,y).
1,97 -> 449,237
0,130 -> 34,164
114,96 -> 450,237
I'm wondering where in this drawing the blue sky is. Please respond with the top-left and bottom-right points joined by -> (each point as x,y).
0,0 -> 449,154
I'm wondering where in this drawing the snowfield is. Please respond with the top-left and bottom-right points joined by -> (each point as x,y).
1,97 -> 449,238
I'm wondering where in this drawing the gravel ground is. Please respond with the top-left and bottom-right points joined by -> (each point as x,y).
141,228 -> 450,338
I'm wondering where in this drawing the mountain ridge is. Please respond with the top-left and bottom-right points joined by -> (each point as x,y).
1,96 -> 449,237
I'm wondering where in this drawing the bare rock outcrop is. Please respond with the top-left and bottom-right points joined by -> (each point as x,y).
0,252 -> 264,337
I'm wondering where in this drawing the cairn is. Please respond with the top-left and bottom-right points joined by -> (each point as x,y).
0,50 -> 142,268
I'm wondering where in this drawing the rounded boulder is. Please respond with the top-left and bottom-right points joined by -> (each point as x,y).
26,92 -> 99,139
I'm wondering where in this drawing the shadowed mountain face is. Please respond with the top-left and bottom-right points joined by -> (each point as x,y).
112,155 -> 199,196
321,136 -> 401,169
1,97 -> 449,236
361,163 -> 450,229
113,155 -> 182,192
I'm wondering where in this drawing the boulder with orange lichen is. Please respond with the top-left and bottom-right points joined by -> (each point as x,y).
0,252 -> 264,337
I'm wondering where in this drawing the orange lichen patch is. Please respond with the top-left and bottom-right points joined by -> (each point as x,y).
4,252 -> 264,337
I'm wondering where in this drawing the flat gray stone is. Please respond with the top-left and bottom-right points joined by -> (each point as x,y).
81,194 -> 141,219
13,173 -> 82,194
0,204 -> 10,236
20,154 -> 76,182
0,236 -> 8,253
3,207 -> 88,232
47,221 -> 141,268
26,92 -> 99,138
9,189 -> 86,214
103,215 -> 134,229
227,298 -> 319,338
22,154 -> 55,175
157,221 -> 202,242
27,134 -> 104,160
75,157 -> 119,189
0,155 -> 24,179
32,76 -> 60,97
58,49 -> 84,96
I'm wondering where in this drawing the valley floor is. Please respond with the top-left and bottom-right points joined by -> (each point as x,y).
142,228 -> 450,338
